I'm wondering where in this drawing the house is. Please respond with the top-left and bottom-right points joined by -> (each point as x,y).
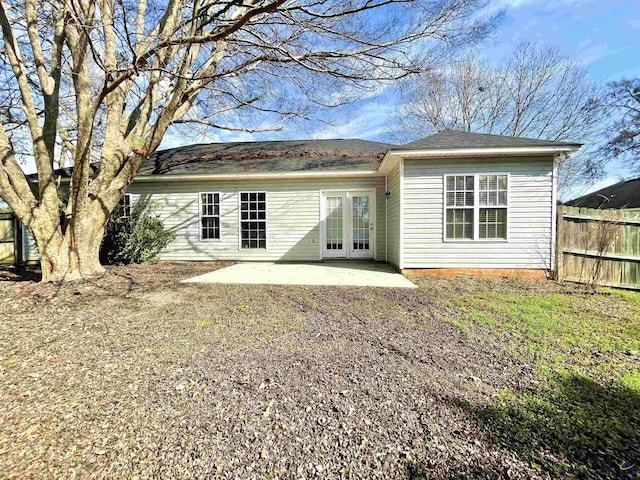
23,130 -> 581,277
565,177 -> 640,210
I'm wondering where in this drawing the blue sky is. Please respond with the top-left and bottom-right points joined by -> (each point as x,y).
161,0 -> 640,200
9,1 -> 637,202
481,0 -> 640,199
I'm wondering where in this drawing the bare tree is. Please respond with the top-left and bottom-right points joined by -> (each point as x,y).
601,78 -> 640,173
390,42 -> 608,192
0,0 -> 498,281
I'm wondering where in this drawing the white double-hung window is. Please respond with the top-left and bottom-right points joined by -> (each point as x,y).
444,174 -> 508,241
239,192 -> 267,249
200,192 -> 221,240
119,194 -> 132,219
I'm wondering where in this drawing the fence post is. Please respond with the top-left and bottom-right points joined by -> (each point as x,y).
556,205 -> 565,281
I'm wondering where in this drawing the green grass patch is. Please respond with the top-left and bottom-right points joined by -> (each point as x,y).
619,370 -> 640,391
440,316 -> 473,337
231,304 -> 251,313
196,318 -> 215,329
604,287 -> 640,305
446,287 -> 640,475
462,373 -> 640,477
449,291 -> 640,378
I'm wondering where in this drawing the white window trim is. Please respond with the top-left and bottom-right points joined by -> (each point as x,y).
442,173 -> 510,243
120,193 -> 133,219
198,191 -> 222,242
238,191 -> 268,250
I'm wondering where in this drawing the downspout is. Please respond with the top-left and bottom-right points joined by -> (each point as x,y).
385,174 -> 388,263
551,154 -> 560,274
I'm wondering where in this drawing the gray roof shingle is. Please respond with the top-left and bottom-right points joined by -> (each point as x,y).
138,139 -> 394,176
564,177 -> 640,209
393,130 -> 582,151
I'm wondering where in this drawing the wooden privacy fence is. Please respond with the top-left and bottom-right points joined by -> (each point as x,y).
557,206 -> 640,289
0,212 -> 16,264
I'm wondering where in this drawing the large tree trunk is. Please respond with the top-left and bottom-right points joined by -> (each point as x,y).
33,205 -> 107,282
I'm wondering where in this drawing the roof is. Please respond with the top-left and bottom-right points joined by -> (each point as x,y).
33,130 -> 582,181
392,130 -> 582,151
564,177 -> 640,209
138,139 -> 394,176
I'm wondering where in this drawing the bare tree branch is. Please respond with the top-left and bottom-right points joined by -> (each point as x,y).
390,41 -> 608,192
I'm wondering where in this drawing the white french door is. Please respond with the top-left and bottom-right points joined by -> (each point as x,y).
321,191 -> 374,259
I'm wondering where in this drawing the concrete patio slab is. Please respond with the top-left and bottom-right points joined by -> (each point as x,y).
182,261 -> 417,288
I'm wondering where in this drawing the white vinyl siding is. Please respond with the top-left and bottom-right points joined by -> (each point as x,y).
403,157 -> 554,269
128,177 -> 386,262
386,163 -> 401,267
22,226 -> 39,263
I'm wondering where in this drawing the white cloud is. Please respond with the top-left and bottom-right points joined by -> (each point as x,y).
311,101 -> 394,141
489,0 -> 594,10
159,127 -> 262,150
577,43 -> 640,66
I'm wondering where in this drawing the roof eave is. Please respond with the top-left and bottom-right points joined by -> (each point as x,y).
378,145 -> 580,175
130,169 -> 383,183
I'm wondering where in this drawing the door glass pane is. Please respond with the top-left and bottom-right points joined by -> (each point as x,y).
352,196 -> 370,250
326,196 -> 343,250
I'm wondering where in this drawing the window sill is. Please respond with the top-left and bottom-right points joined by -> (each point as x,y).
443,239 -> 509,243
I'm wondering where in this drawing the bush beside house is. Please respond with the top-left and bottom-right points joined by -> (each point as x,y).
100,200 -> 175,265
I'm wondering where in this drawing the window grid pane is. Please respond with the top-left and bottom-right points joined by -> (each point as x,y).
446,208 -> 474,240
326,196 -> 343,250
479,208 -> 507,239
446,175 -> 474,207
352,196 -> 370,250
479,175 -> 507,207
200,193 -> 221,240
240,192 -> 266,248
120,194 -> 132,218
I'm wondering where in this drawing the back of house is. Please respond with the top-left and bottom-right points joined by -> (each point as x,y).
22,130 -> 580,277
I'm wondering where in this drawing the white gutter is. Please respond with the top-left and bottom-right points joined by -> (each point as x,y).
130,170 -> 383,183
390,146 -> 580,157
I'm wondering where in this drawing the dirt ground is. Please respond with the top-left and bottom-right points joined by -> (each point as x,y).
0,262 -> 638,479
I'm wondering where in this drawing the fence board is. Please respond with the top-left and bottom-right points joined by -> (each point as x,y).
557,206 -> 640,289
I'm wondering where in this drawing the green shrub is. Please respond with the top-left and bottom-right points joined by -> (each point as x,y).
100,198 -> 175,265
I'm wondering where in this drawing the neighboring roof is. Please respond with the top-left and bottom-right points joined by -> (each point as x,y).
564,177 -> 640,209
392,130 -> 582,151
138,139 -> 394,176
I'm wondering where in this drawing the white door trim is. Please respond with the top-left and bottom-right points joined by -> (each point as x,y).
320,189 -> 376,260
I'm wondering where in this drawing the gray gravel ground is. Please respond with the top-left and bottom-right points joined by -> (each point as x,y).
0,263 -> 634,479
